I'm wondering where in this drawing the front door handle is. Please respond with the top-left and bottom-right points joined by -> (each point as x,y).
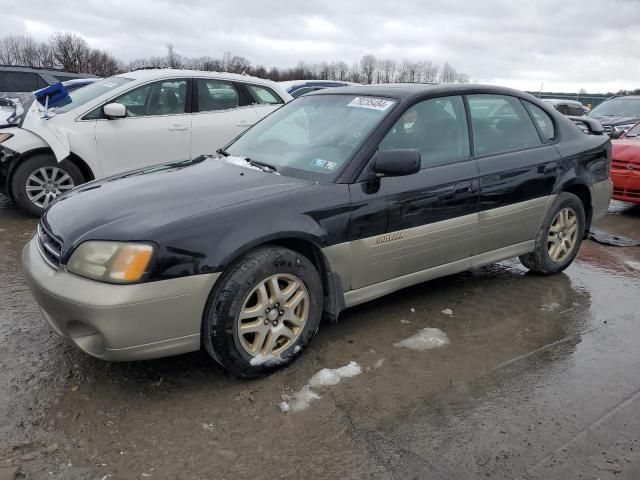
168,124 -> 188,131
236,120 -> 255,127
454,181 -> 475,194
541,162 -> 558,175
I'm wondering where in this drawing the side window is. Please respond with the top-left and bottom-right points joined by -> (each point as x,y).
566,104 -> 584,116
196,79 -> 239,112
523,101 -> 556,141
380,95 -> 470,168
245,84 -> 284,105
114,79 -> 187,117
467,94 -> 542,156
555,104 -> 568,115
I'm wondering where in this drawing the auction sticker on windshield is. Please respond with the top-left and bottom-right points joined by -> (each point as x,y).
347,97 -> 395,111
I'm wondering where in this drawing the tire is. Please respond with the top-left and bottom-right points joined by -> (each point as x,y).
519,192 -> 586,274
11,154 -> 85,217
203,246 -> 323,378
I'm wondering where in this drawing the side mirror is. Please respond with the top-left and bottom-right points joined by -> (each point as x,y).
374,149 -> 421,177
103,102 -> 126,119
611,129 -> 625,139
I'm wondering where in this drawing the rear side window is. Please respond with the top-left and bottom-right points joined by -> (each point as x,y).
380,95 -> 470,168
467,94 -> 542,156
0,72 -> 43,92
565,104 -> 585,116
245,84 -> 284,105
523,101 -> 556,141
196,79 -> 239,112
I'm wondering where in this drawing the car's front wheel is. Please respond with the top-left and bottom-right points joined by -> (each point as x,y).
11,154 -> 84,216
520,192 -> 586,274
202,246 -> 323,378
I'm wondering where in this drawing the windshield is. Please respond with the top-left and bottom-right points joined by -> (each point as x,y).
589,98 -> 640,118
226,94 -> 396,181
50,76 -> 133,113
625,123 -> 640,137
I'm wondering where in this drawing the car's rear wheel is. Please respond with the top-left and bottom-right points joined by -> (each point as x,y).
11,154 -> 84,216
519,192 -> 586,274
202,246 -> 323,378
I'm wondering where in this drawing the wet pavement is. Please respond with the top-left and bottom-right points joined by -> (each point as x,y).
1,195 -> 640,479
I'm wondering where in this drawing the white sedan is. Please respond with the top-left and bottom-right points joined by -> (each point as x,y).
0,69 -> 292,215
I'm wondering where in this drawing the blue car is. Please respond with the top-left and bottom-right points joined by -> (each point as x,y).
280,80 -> 357,98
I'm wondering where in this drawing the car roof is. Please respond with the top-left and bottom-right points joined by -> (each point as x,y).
308,83 -> 537,102
543,98 -> 583,106
117,69 -> 279,86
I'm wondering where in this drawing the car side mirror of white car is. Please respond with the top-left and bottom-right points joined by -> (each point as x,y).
103,103 -> 127,119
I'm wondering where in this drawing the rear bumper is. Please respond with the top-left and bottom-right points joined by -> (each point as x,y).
610,168 -> 640,204
22,237 -> 220,361
590,178 -> 613,219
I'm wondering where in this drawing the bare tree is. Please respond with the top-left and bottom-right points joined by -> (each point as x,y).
379,59 -> 396,83
419,60 -> 439,83
360,55 -> 377,84
439,62 -> 458,83
455,72 -> 470,83
335,61 -> 349,81
166,44 -> 182,69
52,32 -> 90,71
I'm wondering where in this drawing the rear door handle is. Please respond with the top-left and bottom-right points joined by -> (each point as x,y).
454,181 -> 476,194
236,120 -> 255,127
168,124 -> 188,131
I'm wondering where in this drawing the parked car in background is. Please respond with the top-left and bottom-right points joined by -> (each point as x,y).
610,121 -> 640,203
0,69 -> 291,215
588,95 -> 640,137
280,79 -> 358,98
543,98 -> 589,116
22,84 -> 611,377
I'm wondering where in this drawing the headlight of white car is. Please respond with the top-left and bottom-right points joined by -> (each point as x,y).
67,241 -> 154,284
0,132 -> 13,143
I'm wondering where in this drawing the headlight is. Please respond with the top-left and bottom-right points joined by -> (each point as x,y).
67,241 -> 154,284
614,124 -> 635,132
0,133 -> 13,143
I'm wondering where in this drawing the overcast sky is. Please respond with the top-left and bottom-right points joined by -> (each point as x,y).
2,0 -> 639,93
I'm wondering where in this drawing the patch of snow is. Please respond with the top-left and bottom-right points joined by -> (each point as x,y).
293,345 -> 301,354
624,261 -> 640,272
410,308 -> 416,313
308,361 -> 362,388
279,361 -> 362,414
393,328 -> 450,351
540,302 -> 560,312
374,358 -> 385,369
441,308 -> 453,315
202,422 -> 215,431
220,155 -> 263,171
400,319 -> 410,324
249,353 -> 284,366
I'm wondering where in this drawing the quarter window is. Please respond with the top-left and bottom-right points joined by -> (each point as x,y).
196,79 -> 240,112
467,94 -> 542,156
523,101 -> 556,141
380,95 -> 470,168
114,79 -> 187,117
245,84 -> 284,105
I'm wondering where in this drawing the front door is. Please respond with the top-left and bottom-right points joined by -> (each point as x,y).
347,95 -> 480,290
95,78 -> 191,176
466,94 -> 563,254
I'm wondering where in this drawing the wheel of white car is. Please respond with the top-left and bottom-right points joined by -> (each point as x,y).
11,154 -> 85,216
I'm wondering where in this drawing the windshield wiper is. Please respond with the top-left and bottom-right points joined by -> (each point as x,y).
246,158 -> 278,172
216,148 -> 230,157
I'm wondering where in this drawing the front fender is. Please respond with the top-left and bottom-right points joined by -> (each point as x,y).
20,102 -> 71,161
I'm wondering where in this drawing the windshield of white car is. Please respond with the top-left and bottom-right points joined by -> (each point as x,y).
226,94 -> 396,181
50,76 -> 134,113
589,99 -> 640,117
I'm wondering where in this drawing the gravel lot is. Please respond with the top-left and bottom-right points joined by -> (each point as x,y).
1,196 -> 640,480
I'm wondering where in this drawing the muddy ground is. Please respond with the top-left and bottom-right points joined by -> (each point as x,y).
1,196 -> 640,480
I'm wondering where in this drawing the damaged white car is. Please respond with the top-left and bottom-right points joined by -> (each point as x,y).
0,69 -> 291,215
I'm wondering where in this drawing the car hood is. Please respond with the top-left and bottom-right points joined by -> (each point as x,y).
43,156 -> 312,256
612,138 -> 640,163
588,114 -> 639,126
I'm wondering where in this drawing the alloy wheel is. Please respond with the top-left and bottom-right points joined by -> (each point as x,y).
25,166 -> 75,209
548,207 -> 578,263
237,273 -> 309,356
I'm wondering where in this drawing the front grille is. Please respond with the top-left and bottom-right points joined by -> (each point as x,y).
613,187 -> 640,199
36,223 -> 62,269
612,159 -> 630,170
603,125 -> 613,135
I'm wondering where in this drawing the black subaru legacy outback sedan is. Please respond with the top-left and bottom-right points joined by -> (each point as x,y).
23,84 -> 612,377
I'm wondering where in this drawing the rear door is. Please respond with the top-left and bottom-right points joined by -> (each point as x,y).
190,78 -> 259,157
467,94 -> 562,255
95,78 -> 191,176
347,95 -> 479,290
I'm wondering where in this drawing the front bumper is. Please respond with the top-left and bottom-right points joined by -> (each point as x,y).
610,165 -> 640,204
22,237 -> 220,361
